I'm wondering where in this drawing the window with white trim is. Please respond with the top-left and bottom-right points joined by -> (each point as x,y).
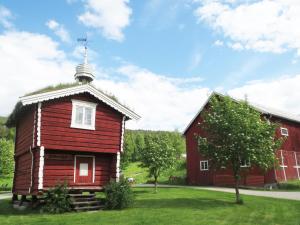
280,127 -> 288,136
200,160 -> 209,171
240,158 -> 250,167
71,99 -> 97,130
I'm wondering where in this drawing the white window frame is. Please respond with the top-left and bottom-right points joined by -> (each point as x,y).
240,158 -> 251,168
280,127 -> 289,136
71,99 -> 97,130
200,160 -> 209,171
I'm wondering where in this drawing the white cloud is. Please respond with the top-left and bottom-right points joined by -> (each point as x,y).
214,40 -> 224,46
228,74 -> 300,115
188,52 -> 202,71
194,0 -> 300,54
94,65 -> 209,131
0,5 -> 13,29
0,31 -> 74,116
78,0 -> 132,42
46,19 -> 71,43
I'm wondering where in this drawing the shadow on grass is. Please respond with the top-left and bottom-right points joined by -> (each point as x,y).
0,199 -> 41,216
134,198 -> 235,210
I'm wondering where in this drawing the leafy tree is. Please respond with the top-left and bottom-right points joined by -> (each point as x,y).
140,134 -> 177,193
197,95 -> 282,203
0,138 -> 14,175
121,131 -> 136,169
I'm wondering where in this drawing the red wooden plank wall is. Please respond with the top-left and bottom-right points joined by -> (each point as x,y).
43,150 -> 114,188
15,107 -> 35,156
41,93 -> 123,153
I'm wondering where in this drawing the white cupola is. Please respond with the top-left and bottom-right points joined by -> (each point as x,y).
74,46 -> 94,83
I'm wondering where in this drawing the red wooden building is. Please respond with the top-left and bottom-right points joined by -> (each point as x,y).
184,92 -> 300,187
8,51 -> 140,201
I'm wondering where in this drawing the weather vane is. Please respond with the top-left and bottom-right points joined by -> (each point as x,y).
77,36 -> 88,64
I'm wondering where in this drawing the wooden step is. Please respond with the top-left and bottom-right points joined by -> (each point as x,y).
71,197 -> 96,202
74,205 -> 104,212
69,193 -> 96,198
71,200 -> 100,206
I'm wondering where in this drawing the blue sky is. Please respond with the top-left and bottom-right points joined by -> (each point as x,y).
1,0 -> 300,130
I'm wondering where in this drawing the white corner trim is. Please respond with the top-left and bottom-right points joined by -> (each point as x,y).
32,105 -> 36,147
74,155 -> 95,183
294,152 -> 300,180
116,152 -> 120,182
20,84 -> 141,121
280,150 -> 287,181
70,99 -> 97,130
37,102 -> 42,146
29,146 -> 34,193
38,146 -> 45,190
120,116 -> 126,152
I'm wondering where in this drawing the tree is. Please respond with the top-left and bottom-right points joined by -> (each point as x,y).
140,134 -> 177,193
0,138 -> 14,175
197,95 -> 282,203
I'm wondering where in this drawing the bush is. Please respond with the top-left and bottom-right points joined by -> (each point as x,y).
104,179 -> 134,210
42,182 -> 72,213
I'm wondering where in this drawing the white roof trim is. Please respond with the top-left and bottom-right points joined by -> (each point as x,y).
20,84 -> 141,121
183,91 -> 300,134
183,92 -> 214,135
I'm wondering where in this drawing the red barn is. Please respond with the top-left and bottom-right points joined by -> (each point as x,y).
184,92 -> 300,187
7,53 -> 140,202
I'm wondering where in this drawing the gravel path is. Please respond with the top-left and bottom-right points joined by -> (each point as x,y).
135,184 -> 300,201
0,192 -> 11,200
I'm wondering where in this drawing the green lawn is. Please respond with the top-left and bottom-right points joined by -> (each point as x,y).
278,180 -> 300,191
123,160 -> 186,184
1,187 -> 300,225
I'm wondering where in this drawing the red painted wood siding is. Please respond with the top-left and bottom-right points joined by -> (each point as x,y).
15,107 -> 35,156
41,93 -> 123,154
13,106 -> 37,195
185,106 -> 300,186
43,150 -> 114,188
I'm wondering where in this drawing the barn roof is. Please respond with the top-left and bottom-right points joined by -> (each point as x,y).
183,92 -> 300,135
7,83 -> 140,127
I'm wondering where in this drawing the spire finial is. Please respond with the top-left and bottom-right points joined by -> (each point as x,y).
74,37 -> 94,83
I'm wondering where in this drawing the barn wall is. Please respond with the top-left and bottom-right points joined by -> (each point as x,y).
43,150 -> 114,188
185,110 -> 214,186
40,93 -> 123,154
184,105 -> 300,187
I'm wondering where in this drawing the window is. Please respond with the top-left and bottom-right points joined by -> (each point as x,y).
200,160 -> 209,171
71,99 -> 97,130
280,127 -> 289,136
240,158 -> 250,167
79,163 -> 88,176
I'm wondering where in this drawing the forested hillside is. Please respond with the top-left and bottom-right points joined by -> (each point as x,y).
0,117 -> 15,190
121,129 -> 185,169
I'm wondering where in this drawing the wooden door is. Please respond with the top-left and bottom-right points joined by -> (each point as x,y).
75,156 -> 94,184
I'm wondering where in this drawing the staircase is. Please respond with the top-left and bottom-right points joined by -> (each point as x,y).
69,193 -> 104,212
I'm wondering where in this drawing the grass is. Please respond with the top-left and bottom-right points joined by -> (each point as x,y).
0,187 -> 300,225
278,180 -> 300,191
123,160 -> 186,184
0,175 -> 13,192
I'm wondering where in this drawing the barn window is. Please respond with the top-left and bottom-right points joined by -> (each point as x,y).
71,99 -> 97,130
240,158 -> 250,167
280,127 -> 289,136
200,160 -> 209,171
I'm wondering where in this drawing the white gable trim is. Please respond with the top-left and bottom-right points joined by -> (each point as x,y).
20,84 -> 140,121
183,92 -> 213,135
